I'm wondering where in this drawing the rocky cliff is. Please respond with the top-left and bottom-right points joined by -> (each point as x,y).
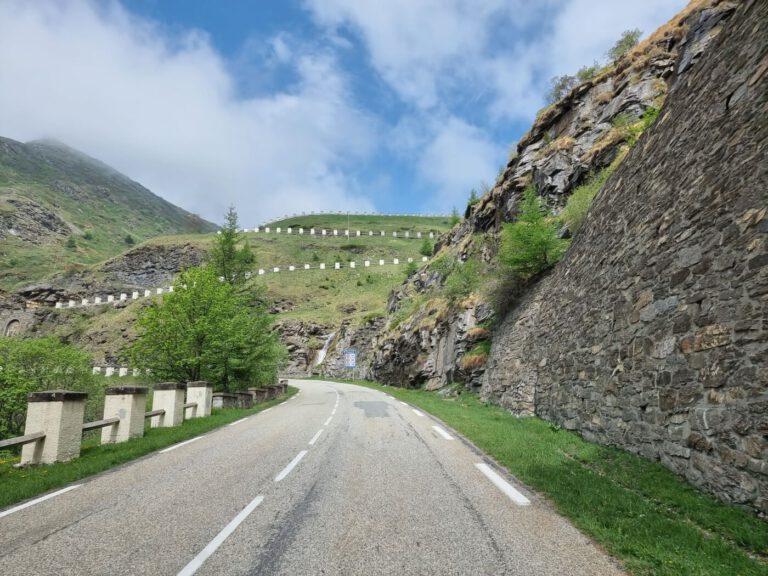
482,0 -> 766,513
366,0 -> 740,392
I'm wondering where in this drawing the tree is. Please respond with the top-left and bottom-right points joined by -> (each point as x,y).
607,29 -> 642,63
548,74 -> 577,103
419,238 -> 433,257
468,188 -> 479,206
499,185 -> 569,279
209,206 -> 254,286
128,265 -> 284,391
0,338 -> 95,439
576,61 -> 601,82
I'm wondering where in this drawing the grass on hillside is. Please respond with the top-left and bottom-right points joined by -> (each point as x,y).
266,214 -> 453,234
320,378 -> 768,576
0,387 -> 296,509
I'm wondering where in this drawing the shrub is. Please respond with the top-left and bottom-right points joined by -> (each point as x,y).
444,259 -> 481,304
124,234 -> 135,245
404,261 -> 418,278
576,61 -> 601,82
65,236 -> 76,249
419,239 -> 434,257
607,29 -> 643,63
548,74 -> 577,103
82,231 -> 93,240
362,311 -> 385,325
0,338 -> 97,439
499,185 -> 569,280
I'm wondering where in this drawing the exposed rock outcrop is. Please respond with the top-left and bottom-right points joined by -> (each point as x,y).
372,0 -> 740,395
482,0 -> 767,512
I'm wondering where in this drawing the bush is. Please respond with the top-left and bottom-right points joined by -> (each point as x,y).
607,29 -> 642,63
444,259 -> 481,303
499,185 -> 569,280
82,231 -> 93,240
576,61 -> 601,82
404,261 -> 418,278
0,338 -> 97,440
65,236 -> 76,249
419,239 -> 433,257
548,74 -> 577,103
124,234 -> 135,245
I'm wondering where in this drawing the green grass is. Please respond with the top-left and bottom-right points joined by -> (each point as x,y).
0,387 -> 296,509
316,378 -> 768,576
267,214 -> 453,233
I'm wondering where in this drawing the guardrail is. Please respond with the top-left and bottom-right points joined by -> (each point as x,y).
0,381 -> 288,466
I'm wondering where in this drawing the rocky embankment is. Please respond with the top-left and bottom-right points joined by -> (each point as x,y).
368,0 -> 739,392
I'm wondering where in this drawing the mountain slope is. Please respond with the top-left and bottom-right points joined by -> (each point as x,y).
0,137 -> 216,289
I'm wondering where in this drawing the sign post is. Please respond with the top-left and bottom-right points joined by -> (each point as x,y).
343,348 -> 357,379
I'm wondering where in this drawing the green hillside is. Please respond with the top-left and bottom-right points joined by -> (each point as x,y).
34,214 -> 452,361
0,136 -> 216,290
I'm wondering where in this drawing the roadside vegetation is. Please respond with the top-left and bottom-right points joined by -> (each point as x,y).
0,388 -> 296,509
326,378 -> 768,576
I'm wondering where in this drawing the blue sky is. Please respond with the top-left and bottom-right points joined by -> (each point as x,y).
0,0 -> 687,224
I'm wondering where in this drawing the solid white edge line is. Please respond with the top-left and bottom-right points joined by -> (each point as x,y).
308,429 -> 324,445
274,450 -> 308,482
228,417 -> 248,427
399,401 -> 407,406
324,416 -> 333,426
432,425 -> 454,440
160,436 -> 203,454
475,463 -> 531,506
0,484 -> 82,519
176,494 -> 265,576
412,409 -> 425,417
261,407 -> 272,414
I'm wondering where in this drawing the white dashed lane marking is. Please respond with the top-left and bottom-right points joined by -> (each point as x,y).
475,463 -> 530,506
274,450 -> 308,482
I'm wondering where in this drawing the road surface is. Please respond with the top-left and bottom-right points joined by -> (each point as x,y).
0,379 -> 624,575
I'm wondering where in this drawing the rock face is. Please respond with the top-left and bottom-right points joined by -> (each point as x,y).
372,0 -> 737,393
0,194 -> 70,243
100,243 -> 206,288
483,0 -> 767,512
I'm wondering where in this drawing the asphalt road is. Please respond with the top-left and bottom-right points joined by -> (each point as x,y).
0,379 -> 624,575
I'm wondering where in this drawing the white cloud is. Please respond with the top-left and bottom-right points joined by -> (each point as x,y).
415,117 -> 503,212
0,0 -> 376,224
305,0 -> 689,121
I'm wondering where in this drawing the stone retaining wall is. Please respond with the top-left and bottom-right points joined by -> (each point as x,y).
482,0 -> 767,513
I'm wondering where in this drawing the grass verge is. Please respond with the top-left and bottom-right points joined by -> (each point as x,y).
314,378 -> 768,576
0,387 -> 297,509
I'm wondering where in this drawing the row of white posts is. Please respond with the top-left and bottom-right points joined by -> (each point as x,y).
51,256 -> 430,309
92,367 -> 144,377
0,381 -> 288,466
233,228 -> 437,239
255,256 -> 429,276
54,286 -> 173,310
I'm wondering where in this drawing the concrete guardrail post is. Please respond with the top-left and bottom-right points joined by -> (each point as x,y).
186,381 -> 212,418
101,386 -> 148,444
21,391 -> 88,465
151,382 -> 186,427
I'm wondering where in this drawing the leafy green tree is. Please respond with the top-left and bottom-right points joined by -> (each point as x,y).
128,265 -> 284,391
419,238 -> 433,257
499,185 -> 569,279
576,61 -> 601,82
209,206 -> 254,285
0,338 -> 95,439
607,29 -> 642,62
